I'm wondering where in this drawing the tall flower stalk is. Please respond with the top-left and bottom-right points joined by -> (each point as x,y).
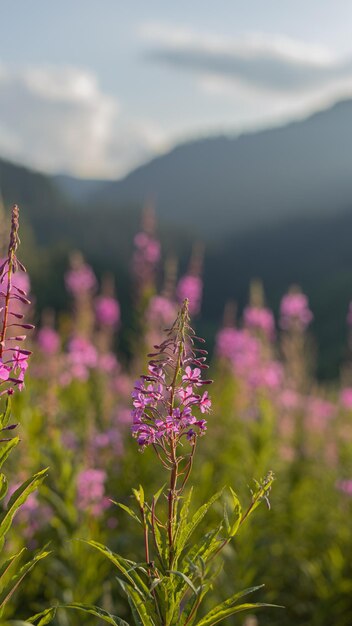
0,205 -> 49,620
46,299 -> 277,626
132,300 -> 211,569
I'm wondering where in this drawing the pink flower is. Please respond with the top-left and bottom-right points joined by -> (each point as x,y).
182,366 -> 202,386
76,469 -> 110,517
337,480 -> 352,496
280,292 -> 313,330
12,346 -> 29,372
147,296 -> 176,326
37,327 -> 60,355
340,388 -> 352,410
65,264 -> 96,295
0,361 -> 10,381
243,306 -> 275,337
176,275 -> 202,316
199,391 -> 211,414
131,301 -> 211,448
95,296 -> 120,327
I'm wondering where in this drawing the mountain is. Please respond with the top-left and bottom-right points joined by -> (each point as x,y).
2,100 -> 352,377
53,174 -> 114,203
85,99 -> 352,238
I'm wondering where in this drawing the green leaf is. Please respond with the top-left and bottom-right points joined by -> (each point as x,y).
175,489 -> 224,560
0,475 -> 8,502
0,619 -> 36,626
195,585 -> 278,626
0,398 -> 12,429
153,484 -> 165,505
0,469 -> 48,542
227,487 -> 242,537
112,501 -> 141,525
186,524 -> 223,567
83,540 -> 149,598
174,488 -> 193,544
28,607 -> 57,625
0,438 -> 19,472
0,549 -> 25,583
0,549 -> 50,610
196,602 -> 280,625
62,604 -> 129,626
132,485 -> 144,508
168,570 -> 198,596
118,579 -> 155,626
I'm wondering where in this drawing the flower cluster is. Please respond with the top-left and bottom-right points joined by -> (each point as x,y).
131,299 -> 212,449
65,261 -> 97,296
95,295 -> 120,327
280,291 -> 313,330
216,326 -> 283,392
176,275 -> 202,316
37,327 -> 60,355
243,305 -> 275,337
76,468 -> 110,518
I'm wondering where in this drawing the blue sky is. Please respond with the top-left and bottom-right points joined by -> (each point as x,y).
2,1 -> 352,177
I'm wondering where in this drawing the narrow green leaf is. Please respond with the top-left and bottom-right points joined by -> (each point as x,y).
0,469 -> 48,542
176,489 -> 224,559
112,501 -> 141,525
118,579 -> 155,626
168,570 -> 198,596
195,585 -> 276,626
0,549 -> 50,609
0,475 -> 8,502
0,619 -> 36,626
0,548 -> 25,582
174,488 -> 193,544
153,484 -> 166,505
186,524 -> 223,568
196,602 -> 280,625
132,485 -> 144,508
28,607 -> 57,625
0,438 -> 19,471
84,540 -> 149,598
0,397 -> 12,429
228,487 -> 242,537
63,604 -> 130,626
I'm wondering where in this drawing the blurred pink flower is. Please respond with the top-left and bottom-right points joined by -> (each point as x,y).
147,295 -> 176,326
176,275 -> 202,316
243,306 -> 275,337
337,480 -> 352,496
280,292 -> 313,329
65,263 -> 97,295
340,387 -> 352,410
76,468 -> 110,517
95,296 -> 120,327
37,327 -> 60,355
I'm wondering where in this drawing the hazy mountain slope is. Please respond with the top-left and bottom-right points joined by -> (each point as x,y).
53,174 -> 114,203
89,99 -> 352,238
0,157 -> 72,244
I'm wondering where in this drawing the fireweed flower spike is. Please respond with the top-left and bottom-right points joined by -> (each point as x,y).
61,298 -> 276,626
131,298 -> 212,452
0,205 -> 33,395
0,206 -> 49,619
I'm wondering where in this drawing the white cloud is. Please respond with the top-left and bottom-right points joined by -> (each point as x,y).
141,22 -> 352,99
0,63 -> 165,178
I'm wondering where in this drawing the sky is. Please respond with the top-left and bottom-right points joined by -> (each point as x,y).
2,1 -> 352,178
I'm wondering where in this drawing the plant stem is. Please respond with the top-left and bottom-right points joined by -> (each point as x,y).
0,256 -> 13,359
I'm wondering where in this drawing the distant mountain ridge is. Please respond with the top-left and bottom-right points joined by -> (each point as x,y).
1,99 -> 352,377
79,98 -> 352,238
